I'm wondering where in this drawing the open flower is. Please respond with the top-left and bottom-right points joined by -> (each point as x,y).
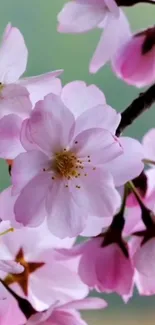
11,93 -> 122,238
1,82 -> 144,238
57,1 -> 131,73
8,90 -> 144,238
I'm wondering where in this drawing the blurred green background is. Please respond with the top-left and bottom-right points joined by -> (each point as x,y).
1,0 -> 155,324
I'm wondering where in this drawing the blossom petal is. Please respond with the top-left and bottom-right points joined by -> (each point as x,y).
27,94 -> 75,155
96,244 -> 134,295
46,180 -> 87,238
19,71 -> 63,106
81,167 -> 121,217
57,2 -> 105,33
104,0 -> 119,17
90,10 -> 131,73
20,119 -> 39,151
14,173 -> 50,226
51,309 -> 87,325
0,260 -> 24,274
0,23 -> 28,83
64,297 -> 107,310
12,150 -> 49,194
71,128 -> 122,164
0,114 -> 24,159
0,187 -> 21,227
133,238 -> 155,277
81,215 -> 112,237
135,270 -> 155,296
69,167 -> 121,219
74,104 -> 121,136
30,260 -> 88,307
61,81 -> 106,118
142,128 -> 155,161
0,84 -> 32,119
105,137 -> 144,186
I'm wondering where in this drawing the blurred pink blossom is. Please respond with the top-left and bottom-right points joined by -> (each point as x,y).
112,26 -> 155,87
58,236 -> 134,298
57,1 -> 131,73
27,297 -> 107,325
0,221 -> 88,311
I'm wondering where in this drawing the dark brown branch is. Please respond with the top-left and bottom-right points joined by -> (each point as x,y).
0,279 -> 36,319
116,0 -> 155,6
116,84 -> 155,136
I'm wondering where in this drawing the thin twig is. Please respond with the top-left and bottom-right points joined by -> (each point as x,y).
116,84 -> 155,136
0,279 -> 36,319
116,0 -> 155,6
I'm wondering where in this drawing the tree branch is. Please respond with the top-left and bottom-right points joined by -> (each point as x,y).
116,84 -> 155,136
0,279 -> 36,319
116,0 -> 155,6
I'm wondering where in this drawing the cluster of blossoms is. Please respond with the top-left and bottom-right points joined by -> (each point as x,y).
1,0 -> 155,324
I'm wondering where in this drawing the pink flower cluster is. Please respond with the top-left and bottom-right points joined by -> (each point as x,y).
0,0 -> 155,324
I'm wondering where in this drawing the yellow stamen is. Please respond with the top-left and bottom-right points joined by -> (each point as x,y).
0,228 -> 14,237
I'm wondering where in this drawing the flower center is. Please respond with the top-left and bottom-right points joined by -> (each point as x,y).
52,150 -> 82,179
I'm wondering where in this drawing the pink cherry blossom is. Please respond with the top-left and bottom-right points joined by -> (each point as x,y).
112,26 -> 155,87
0,221 -> 88,311
59,236 -> 134,297
8,89 -> 144,238
79,239 -> 134,297
57,1 -> 131,73
0,81 -> 144,238
58,0 -> 119,34
11,93 -> 124,238
27,297 -> 107,325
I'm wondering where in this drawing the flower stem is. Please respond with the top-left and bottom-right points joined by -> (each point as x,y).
128,181 -> 154,228
0,279 -> 36,319
111,185 -> 128,231
0,228 -> 14,237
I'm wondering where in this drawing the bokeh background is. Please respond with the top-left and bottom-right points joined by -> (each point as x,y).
1,0 -> 155,324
